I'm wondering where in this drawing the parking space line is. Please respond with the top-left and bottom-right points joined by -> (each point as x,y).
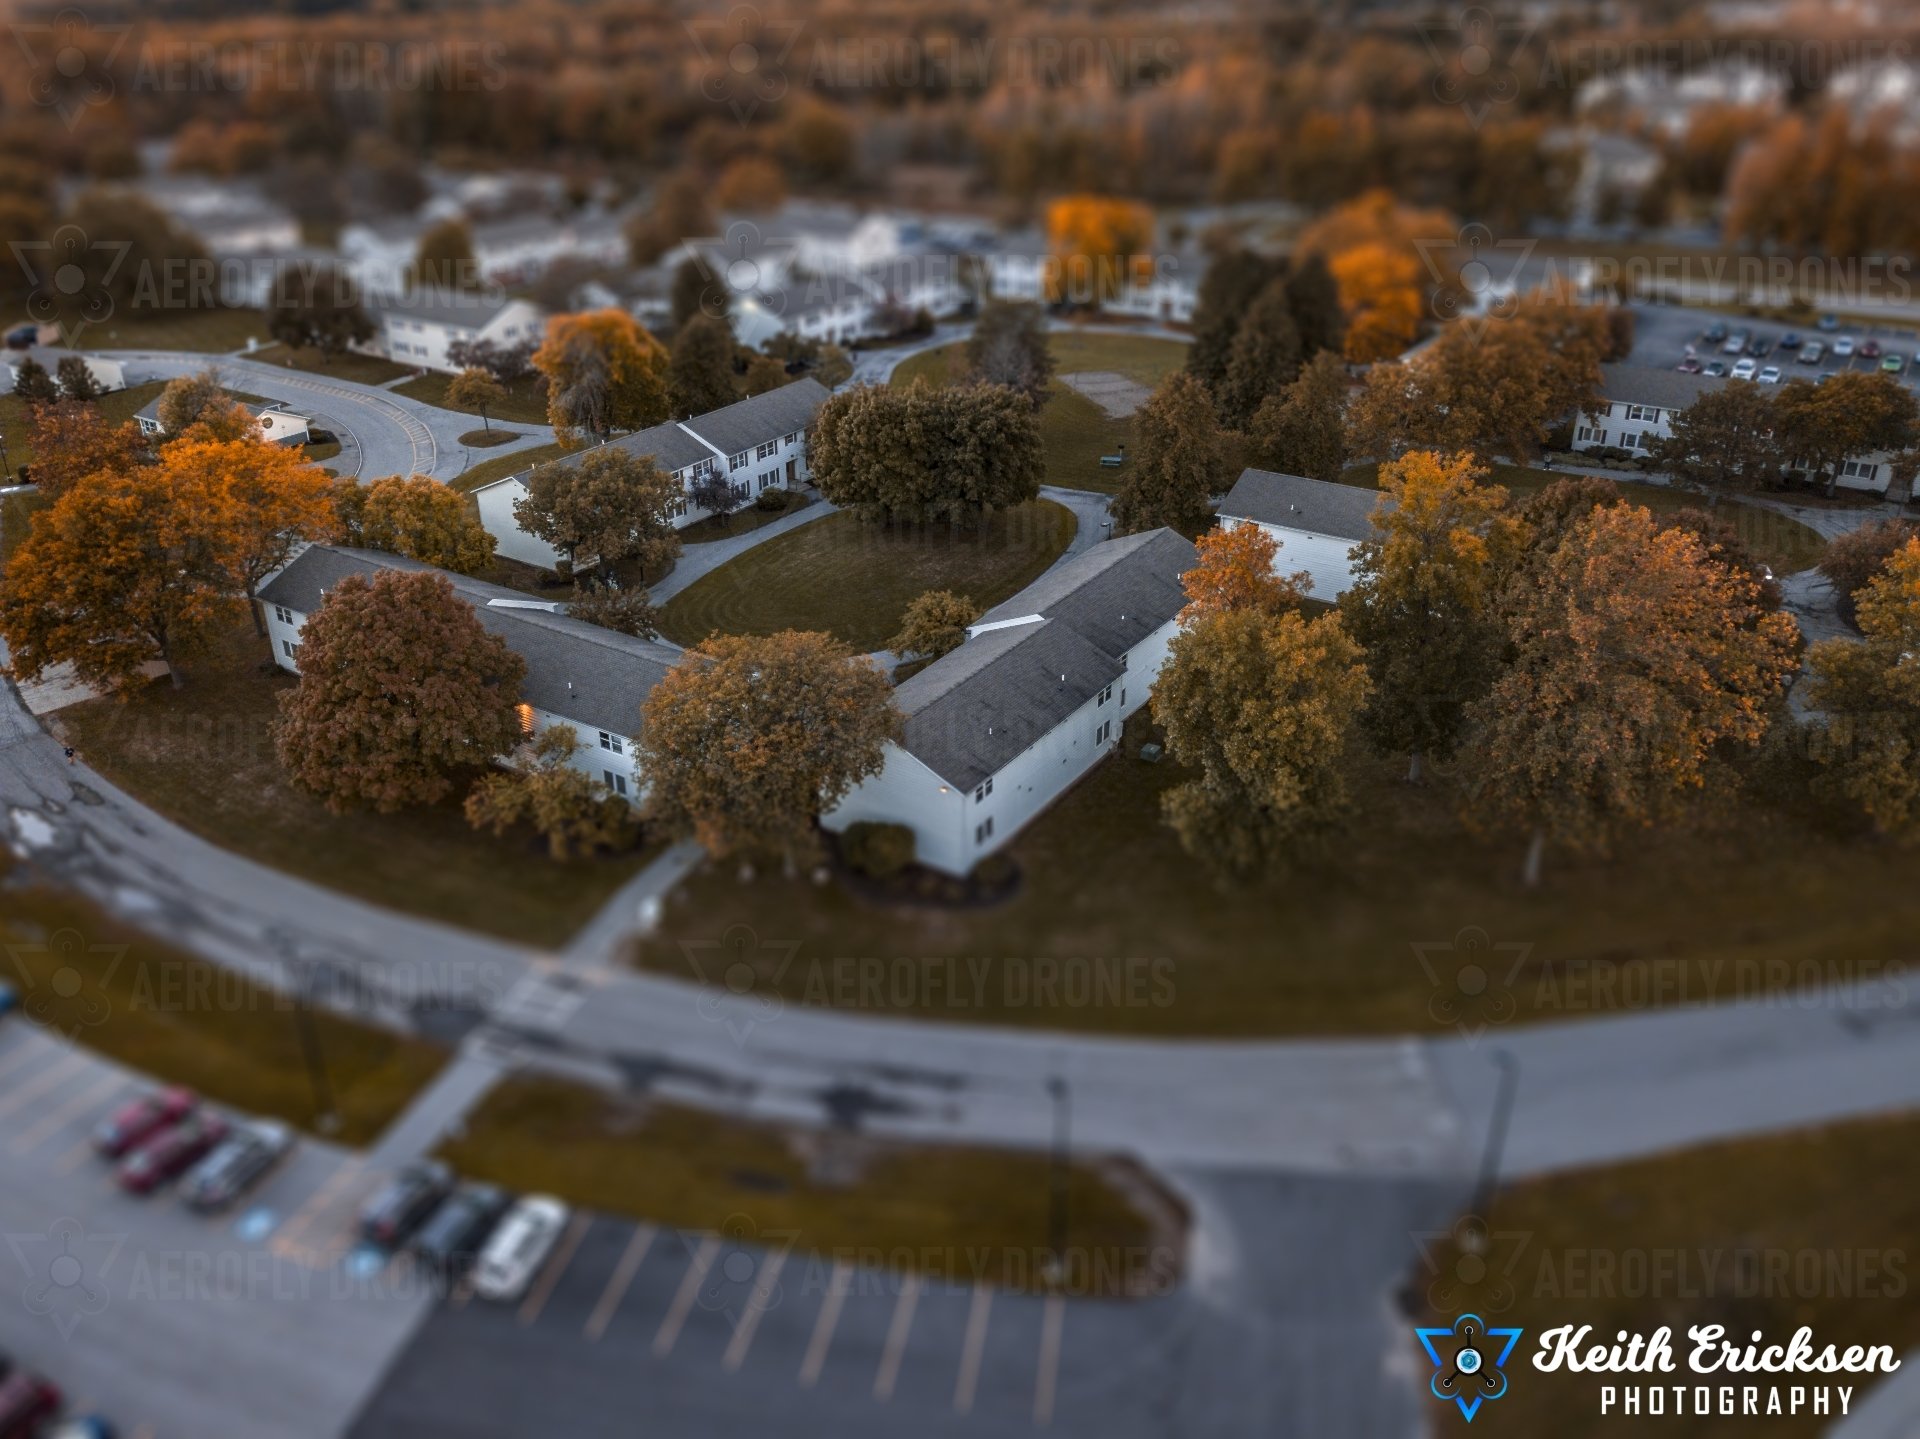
12,1073 -> 123,1155
270,1159 -> 366,1264
872,1273 -> 922,1402
721,1247 -> 787,1372
584,1223 -> 656,1342
1033,1294 -> 1065,1427
653,1235 -> 718,1358
953,1285 -> 993,1414
518,1213 -> 592,1327
798,1259 -> 852,1388
0,1047 -> 89,1123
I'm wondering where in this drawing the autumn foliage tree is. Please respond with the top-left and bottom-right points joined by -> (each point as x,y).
445,367 -> 507,432
1773,371 -> 1919,498
1112,373 -> 1227,536
890,590 -> 979,662
515,448 -> 684,581
531,309 -> 671,444
1819,518 -> 1920,624
638,631 -> 902,863
1044,194 -> 1155,305
464,726 -> 639,859
1461,503 -> 1798,885
1179,523 -> 1306,621
23,400 -> 150,497
360,474 -> 497,574
273,570 -> 527,813
667,313 -> 740,418
1248,351 -> 1350,483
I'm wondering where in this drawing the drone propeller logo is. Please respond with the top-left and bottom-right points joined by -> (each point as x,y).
1415,1312 -> 1523,1422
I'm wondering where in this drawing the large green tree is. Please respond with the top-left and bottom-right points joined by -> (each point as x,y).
1186,250 -> 1284,393
1773,371 -> 1920,497
1217,278 -> 1303,430
265,262 -> 374,360
809,381 -> 1043,526
514,448 -> 684,580
1652,380 -> 1780,491
667,313 -> 740,418
1112,372 -> 1226,535
964,300 -> 1054,409
1247,350 -> 1350,483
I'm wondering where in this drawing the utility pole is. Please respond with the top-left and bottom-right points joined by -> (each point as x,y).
1471,1049 -> 1518,1221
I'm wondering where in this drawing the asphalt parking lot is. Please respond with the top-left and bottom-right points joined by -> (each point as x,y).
0,1021 -> 435,1439
1629,302 -> 1920,390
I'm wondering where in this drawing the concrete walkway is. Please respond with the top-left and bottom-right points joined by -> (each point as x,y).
649,498 -> 840,603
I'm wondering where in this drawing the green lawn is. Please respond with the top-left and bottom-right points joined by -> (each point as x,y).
0,380 -> 168,479
439,1074 -> 1173,1296
247,343 -> 414,386
459,428 -> 520,448
658,500 -> 1076,651
0,854 -> 446,1144
452,439 -> 570,493
678,491 -> 815,544
638,710 -> 1920,1037
75,307 -> 268,354
1419,1111 -> 1920,1438
394,370 -> 551,425
1343,462 -> 1830,575
891,331 -> 1189,498
57,621 -> 657,948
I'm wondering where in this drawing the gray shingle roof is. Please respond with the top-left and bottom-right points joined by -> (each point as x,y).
258,546 -> 676,737
680,378 -> 830,455
1219,469 -> 1391,543
974,528 -> 1197,657
369,287 -> 529,330
1596,362 -> 1727,413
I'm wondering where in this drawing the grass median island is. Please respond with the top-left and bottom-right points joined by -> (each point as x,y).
0,855 -> 445,1144
57,621 -> 655,948
1418,1111 -> 1920,1438
658,499 -> 1076,652
637,711 -> 1920,1038
438,1073 -> 1178,1296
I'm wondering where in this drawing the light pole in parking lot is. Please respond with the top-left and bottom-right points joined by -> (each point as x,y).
293,981 -> 341,1136
1045,1073 -> 1071,1285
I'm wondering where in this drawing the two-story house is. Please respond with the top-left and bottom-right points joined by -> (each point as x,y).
1216,468 -> 1394,601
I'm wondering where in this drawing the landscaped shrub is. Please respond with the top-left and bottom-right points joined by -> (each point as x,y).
755,487 -> 790,513
841,821 -> 916,878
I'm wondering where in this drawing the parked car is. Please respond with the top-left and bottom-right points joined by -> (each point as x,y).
1676,356 -> 1703,373
92,1087 -> 196,1158
472,1195 -> 570,1302
1722,330 -> 1750,355
409,1182 -> 511,1279
2,324 -> 37,350
1861,339 -> 1883,359
1882,354 -> 1907,374
359,1160 -> 454,1248
1747,336 -> 1773,357
1703,321 -> 1729,343
1833,336 -> 1857,358
1730,358 -> 1759,380
1703,360 -> 1729,377
1819,312 -> 1841,331
1798,341 -> 1825,364
118,1111 -> 229,1194
1779,332 -> 1803,350
0,1369 -> 61,1437
180,1120 -> 292,1211
1758,365 -> 1783,384
0,982 -> 15,1020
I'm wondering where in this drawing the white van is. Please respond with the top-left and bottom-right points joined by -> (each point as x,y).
472,1195 -> 570,1301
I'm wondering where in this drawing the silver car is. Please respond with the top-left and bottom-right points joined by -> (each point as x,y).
180,1120 -> 293,1211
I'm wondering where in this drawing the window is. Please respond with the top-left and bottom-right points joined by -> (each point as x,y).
729,451 -> 749,472
516,704 -> 535,737
273,605 -> 294,626
603,770 -> 629,797
756,440 -> 778,460
974,777 -> 993,803
1626,404 -> 1660,422
1842,460 -> 1880,481
280,640 -> 298,661
759,470 -> 778,491
974,817 -> 994,845
1098,683 -> 1113,706
1096,720 -> 1112,744
598,731 -> 625,755
785,431 -> 800,445
691,458 -> 713,482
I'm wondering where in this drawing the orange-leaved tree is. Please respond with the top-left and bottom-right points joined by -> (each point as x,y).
531,309 -> 670,445
1044,194 -> 1156,305
1179,522 -> 1308,621
23,399 -> 150,497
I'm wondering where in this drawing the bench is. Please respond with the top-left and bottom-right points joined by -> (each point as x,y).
1099,454 -> 1125,467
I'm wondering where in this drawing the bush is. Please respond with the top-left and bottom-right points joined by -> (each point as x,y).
840,821 -> 915,878
755,487 -> 790,513
971,852 -> 1018,890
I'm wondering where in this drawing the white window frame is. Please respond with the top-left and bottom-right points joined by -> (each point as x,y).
598,731 -> 625,755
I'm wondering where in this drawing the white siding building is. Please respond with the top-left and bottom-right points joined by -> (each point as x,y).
473,379 -> 830,569
358,290 -> 548,374
257,546 -> 677,802
1216,469 -> 1392,601
824,529 -> 1196,876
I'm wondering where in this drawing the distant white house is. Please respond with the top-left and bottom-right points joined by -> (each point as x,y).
823,528 -> 1196,876
6,352 -> 125,394
257,545 -> 678,802
133,393 -> 311,447
473,379 -> 830,568
340,209 -> 633,297
1576,61 -> 1787,138
357,290 -> 548,374
1216,469 -> 1391,601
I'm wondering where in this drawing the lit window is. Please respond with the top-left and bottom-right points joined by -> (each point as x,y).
516,704 -> 535,737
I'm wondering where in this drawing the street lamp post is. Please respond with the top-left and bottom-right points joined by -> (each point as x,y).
292,972 -> 341,1135
1045,1074 -> 1071,1284
1470,1049 -> 1519,1221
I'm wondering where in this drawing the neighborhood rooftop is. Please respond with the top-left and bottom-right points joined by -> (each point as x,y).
258,546 -> 678,736
1597,361 -> 1730,411
367,286 -> 524,328
1219,468 -> 1393,544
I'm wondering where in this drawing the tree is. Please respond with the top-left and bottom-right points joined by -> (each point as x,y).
155,369 -> 252,441
1652,381 -> 1780,491
1774,371 -> 1920,497
360,474 -> 496,574
464,727 -> 638,860
890,590 -> 978,661
265,263 -> 374,360
965,301 -> 1054,409
714,155 -> 787,214
1819,517 -> 1919,625
0,463 -> 238,691
567,585 -> 661,638
671,256 -> 726,331
1112,373 -> 1224,535
812,345 -> 853,388
638,631 -> 901,863
1179,523 -> 1306,621
410,218 -> 477,290
1328,243 -> 1427,361
11,356 -> 56,403
1248,351 -> 1350,483
689,469 -> 746,529
1285,253 -> 1346,360
1044,194 -> 1156,305
56,356 -> 101,403
531,310 -> 671,444
448,338 -> 536,385
22,400 -> 149,497
809,381 -> 1043,526
668,313 -> 739,418
514,447 -> 683,579
1338,451 -> 1521,783
1461,503 -> 1798,885
1806,538 -> 1920,839
1150,607 -> 1370,877
1187,251 -> 1284,393
627,170 -> 713,266
445,367 -> 507,433
273,571 -> 526,813
743,354 -> 789,396
1217,279 -> 1304,430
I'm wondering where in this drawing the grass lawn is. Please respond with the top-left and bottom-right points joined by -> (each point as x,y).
1418,1111 -> 1920,1438
56,621 -> 657,949
658,500 -> 1076,652
0,854 -> 445,1144
75,307 -> 268,354
678,492 -> 815,544
0,380 -> 168,480
394,370 -> 550,425
891,330 -> 1189,498
459,428 -> 520,448
1343,461 -> 1830,575
247,343 -> 414,386
452,439 -> 569,494
638,711 -> 1920,1037
438,1074 -> 1175,1296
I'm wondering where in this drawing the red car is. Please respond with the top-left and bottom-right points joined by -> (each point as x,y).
92,1087 -> 196,1158
0,1369 -> 61,1437
118,1111 -> 229,1194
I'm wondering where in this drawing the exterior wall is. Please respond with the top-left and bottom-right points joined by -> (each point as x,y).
1574,402 -> 1896,494
365,301 -> 545,374
475,480 -> 565,569
1220,516 -> 1361,600
822,748 -> 970,875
